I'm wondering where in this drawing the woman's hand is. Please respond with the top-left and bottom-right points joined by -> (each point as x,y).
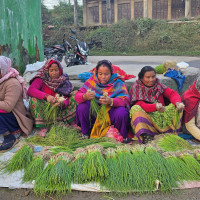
83,91 -> 95,101
99,96 -> 112,105
156,103 -> 165,113
47,95 -> 56,104
176,102 -> 185,112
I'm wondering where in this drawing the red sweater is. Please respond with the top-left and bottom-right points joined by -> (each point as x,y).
132,87 -> 181,113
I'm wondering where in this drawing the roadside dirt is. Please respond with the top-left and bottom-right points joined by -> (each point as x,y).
1,187 -> 200,200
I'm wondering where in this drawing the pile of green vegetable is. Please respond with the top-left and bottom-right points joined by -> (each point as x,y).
1,124 -> 200,196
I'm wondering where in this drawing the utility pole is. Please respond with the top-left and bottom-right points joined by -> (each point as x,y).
74,0 -> 78,26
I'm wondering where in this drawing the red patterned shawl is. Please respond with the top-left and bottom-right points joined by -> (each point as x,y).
130,79 -> 167,104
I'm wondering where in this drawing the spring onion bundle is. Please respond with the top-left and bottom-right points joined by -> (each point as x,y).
157,134 -> 193,152
23,156 -> 45,183
82,145 -> 108,183
42,102 -> 59,124
178,151 -> 200,180
2,144 -> 33,173
34,160 -> 54,196
162,152 -> 195,183
71,148 -> 88,184
41,94 -> 65,124
48,153 -> 73,195
34,152 -> 73,196
114,147 -> 136,193
100,148 -> 120,192
47,124 -> 80,146
131,146 -> 157,193
145,146 -> 178,192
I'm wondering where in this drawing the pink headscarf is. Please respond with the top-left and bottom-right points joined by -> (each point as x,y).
0,56 -> 28,100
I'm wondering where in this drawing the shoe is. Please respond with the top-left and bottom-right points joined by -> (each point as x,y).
142,133 -> 154,144
122,138 -> 133,144
0,138 -> 19,153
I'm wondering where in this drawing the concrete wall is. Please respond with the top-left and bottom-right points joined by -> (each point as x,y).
0,0 -> 44,74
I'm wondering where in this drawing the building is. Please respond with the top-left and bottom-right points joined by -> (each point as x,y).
82,0 -> 200,25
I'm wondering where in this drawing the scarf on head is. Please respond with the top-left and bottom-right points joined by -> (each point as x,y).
79,67 -> 130,106
130,79 -> 167,104
30,58 -> 73,96
181,81 -> 200,123
0,56 -> 28,100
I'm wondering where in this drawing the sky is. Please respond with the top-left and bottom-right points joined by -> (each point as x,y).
42,0 -> 82,9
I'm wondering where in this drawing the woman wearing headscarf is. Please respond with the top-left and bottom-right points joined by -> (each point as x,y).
75,60 -> 131,143
181,77 -> 200,140
129,66 -> 184,144
0,56 -> 33,151
27,58 -> 77,136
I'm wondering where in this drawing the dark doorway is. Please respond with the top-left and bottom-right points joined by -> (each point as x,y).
152,0 -> 168,19
171,0 -> 185,19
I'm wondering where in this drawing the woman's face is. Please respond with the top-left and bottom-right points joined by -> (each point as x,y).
141,71 -> 156,87
48,63 -> 60,79
97,65 -> 111,84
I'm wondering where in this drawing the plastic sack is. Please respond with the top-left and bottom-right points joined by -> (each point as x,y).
164,69 -> 185,91
105,125 -> 123,142
78,72 -> 93,82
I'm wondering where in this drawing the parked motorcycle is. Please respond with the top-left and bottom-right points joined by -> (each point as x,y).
66,30 -> 90,67
44,34 -> 72,65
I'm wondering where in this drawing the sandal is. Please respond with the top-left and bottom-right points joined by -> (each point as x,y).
142,133 -> 154,144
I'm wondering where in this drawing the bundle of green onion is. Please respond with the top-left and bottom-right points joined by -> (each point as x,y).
114,147 -> 136,193
71,148 -> 88,184
23,156 -> 45,183
130,146 -> 158,193
2,144 -> 33,173
178,151 -> 200,180
157,134 -> 193,152
34,152 -> 73,196
162,152 -> 196,183
145,146 -> 178,192
82,144 -> 108,183
42,102 -> 59,124
100,148 -> 119,192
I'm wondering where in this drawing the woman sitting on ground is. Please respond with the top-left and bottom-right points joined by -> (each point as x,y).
0,56 -> 33,151
129,66 -> 184,144
75,60 -> 131,143
181,77 -> 200,140
27,58 -> 77,136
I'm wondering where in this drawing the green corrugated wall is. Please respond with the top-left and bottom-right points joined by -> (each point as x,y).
0,0 -> 44,74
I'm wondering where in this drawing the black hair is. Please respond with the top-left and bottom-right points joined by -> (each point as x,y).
138,66 -> 156,80
96,60 -> 112,73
